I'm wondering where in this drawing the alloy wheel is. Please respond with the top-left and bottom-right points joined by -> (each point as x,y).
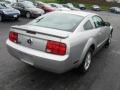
108,34 -> 112,44
84,52 -> 92,70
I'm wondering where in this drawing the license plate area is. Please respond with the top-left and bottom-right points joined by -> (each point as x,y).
20,51 -> 34,66
18,34 -> 47,51
14,15 -> 17,17
21,59 -> 34,66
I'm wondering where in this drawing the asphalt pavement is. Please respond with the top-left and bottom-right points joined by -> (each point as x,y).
0,12 -> 120,90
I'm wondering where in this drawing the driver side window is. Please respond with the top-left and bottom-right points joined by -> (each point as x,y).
92,16 -> 105,28
12,3 -> 18,8
18,3 -> 24,9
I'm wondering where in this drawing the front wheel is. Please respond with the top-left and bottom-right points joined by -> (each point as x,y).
79,49 -> 93,73
105,33 -> 112,48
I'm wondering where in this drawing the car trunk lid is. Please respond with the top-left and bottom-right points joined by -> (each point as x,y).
11,25 -> 71,53
12,25 -> 71,38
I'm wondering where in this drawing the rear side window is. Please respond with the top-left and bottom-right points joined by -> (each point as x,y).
92,16 -> 105,28
84,20 -> 93,30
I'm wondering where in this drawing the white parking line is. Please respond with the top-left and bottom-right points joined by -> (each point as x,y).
112,39 -> 118,42
111,50 -> 120,55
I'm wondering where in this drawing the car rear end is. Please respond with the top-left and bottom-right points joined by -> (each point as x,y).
79,4 -> 86,10
36,2 -> 55,13
43,5 -> 56,13
92,5 -> 101,11
3,12 -> 20,20
0,4 -> 20,20
6,25 -> 72,73
6,11 -> 85,73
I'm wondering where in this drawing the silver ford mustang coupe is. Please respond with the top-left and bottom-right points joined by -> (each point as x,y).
6,11 -> 113,73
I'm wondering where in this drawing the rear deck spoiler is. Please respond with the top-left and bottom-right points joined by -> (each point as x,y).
11,25 -> 71,39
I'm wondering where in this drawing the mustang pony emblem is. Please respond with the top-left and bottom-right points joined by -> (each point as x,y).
27,38 -> 33,45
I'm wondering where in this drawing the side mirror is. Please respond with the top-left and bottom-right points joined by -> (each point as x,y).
104,22 -> 111,26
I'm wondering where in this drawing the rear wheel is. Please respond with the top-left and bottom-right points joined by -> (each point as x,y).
26,12 -> 31,19
79,49 -> 93,73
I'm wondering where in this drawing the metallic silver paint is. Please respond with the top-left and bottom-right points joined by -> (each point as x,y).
6,11 -> 113,73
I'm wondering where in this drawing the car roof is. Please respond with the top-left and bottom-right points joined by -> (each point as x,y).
0,2 -> 5,4
55,11 -> 97,17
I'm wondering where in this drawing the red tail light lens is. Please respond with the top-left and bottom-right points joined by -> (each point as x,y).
9,31 -> 18,43
46,40 -> 66,55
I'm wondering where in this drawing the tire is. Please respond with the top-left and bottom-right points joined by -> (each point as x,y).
79,48 -> 93,74
26,12 -> 31,19
14,17 -> 19,21
0,15 -> 3,22
105,33 -> 112,48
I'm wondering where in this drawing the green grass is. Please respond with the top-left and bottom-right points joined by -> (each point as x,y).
74,3 -> 110,11
101,5 -> 110,11
40,0 -> 58,3
38,0 -> 110,11
82,4 -> 110,11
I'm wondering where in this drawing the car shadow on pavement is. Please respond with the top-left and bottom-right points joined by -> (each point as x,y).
4,46 -> 110,90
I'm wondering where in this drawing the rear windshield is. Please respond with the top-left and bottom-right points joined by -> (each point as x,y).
29,12 -> 84,32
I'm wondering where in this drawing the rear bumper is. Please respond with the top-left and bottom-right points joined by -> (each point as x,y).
3,13 -> 20,19
6,39 -> 72,73
31,13 -> 42,18
80,7 -> 86,10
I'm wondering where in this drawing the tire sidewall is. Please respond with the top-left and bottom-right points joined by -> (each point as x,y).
105,33 -> 112,47
108,34 -> 112,45
79,48 -> 93,73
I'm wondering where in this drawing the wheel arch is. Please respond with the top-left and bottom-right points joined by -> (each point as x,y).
79,38 -> 96,64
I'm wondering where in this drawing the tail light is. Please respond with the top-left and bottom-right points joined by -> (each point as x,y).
9,31 -> 18,43
46,40 -> 66,55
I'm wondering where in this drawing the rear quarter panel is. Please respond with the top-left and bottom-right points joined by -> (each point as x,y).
68,30 -> 97,67
68,16 -> 98,67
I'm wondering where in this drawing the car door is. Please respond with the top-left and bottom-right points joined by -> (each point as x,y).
92,16 -> 107,47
